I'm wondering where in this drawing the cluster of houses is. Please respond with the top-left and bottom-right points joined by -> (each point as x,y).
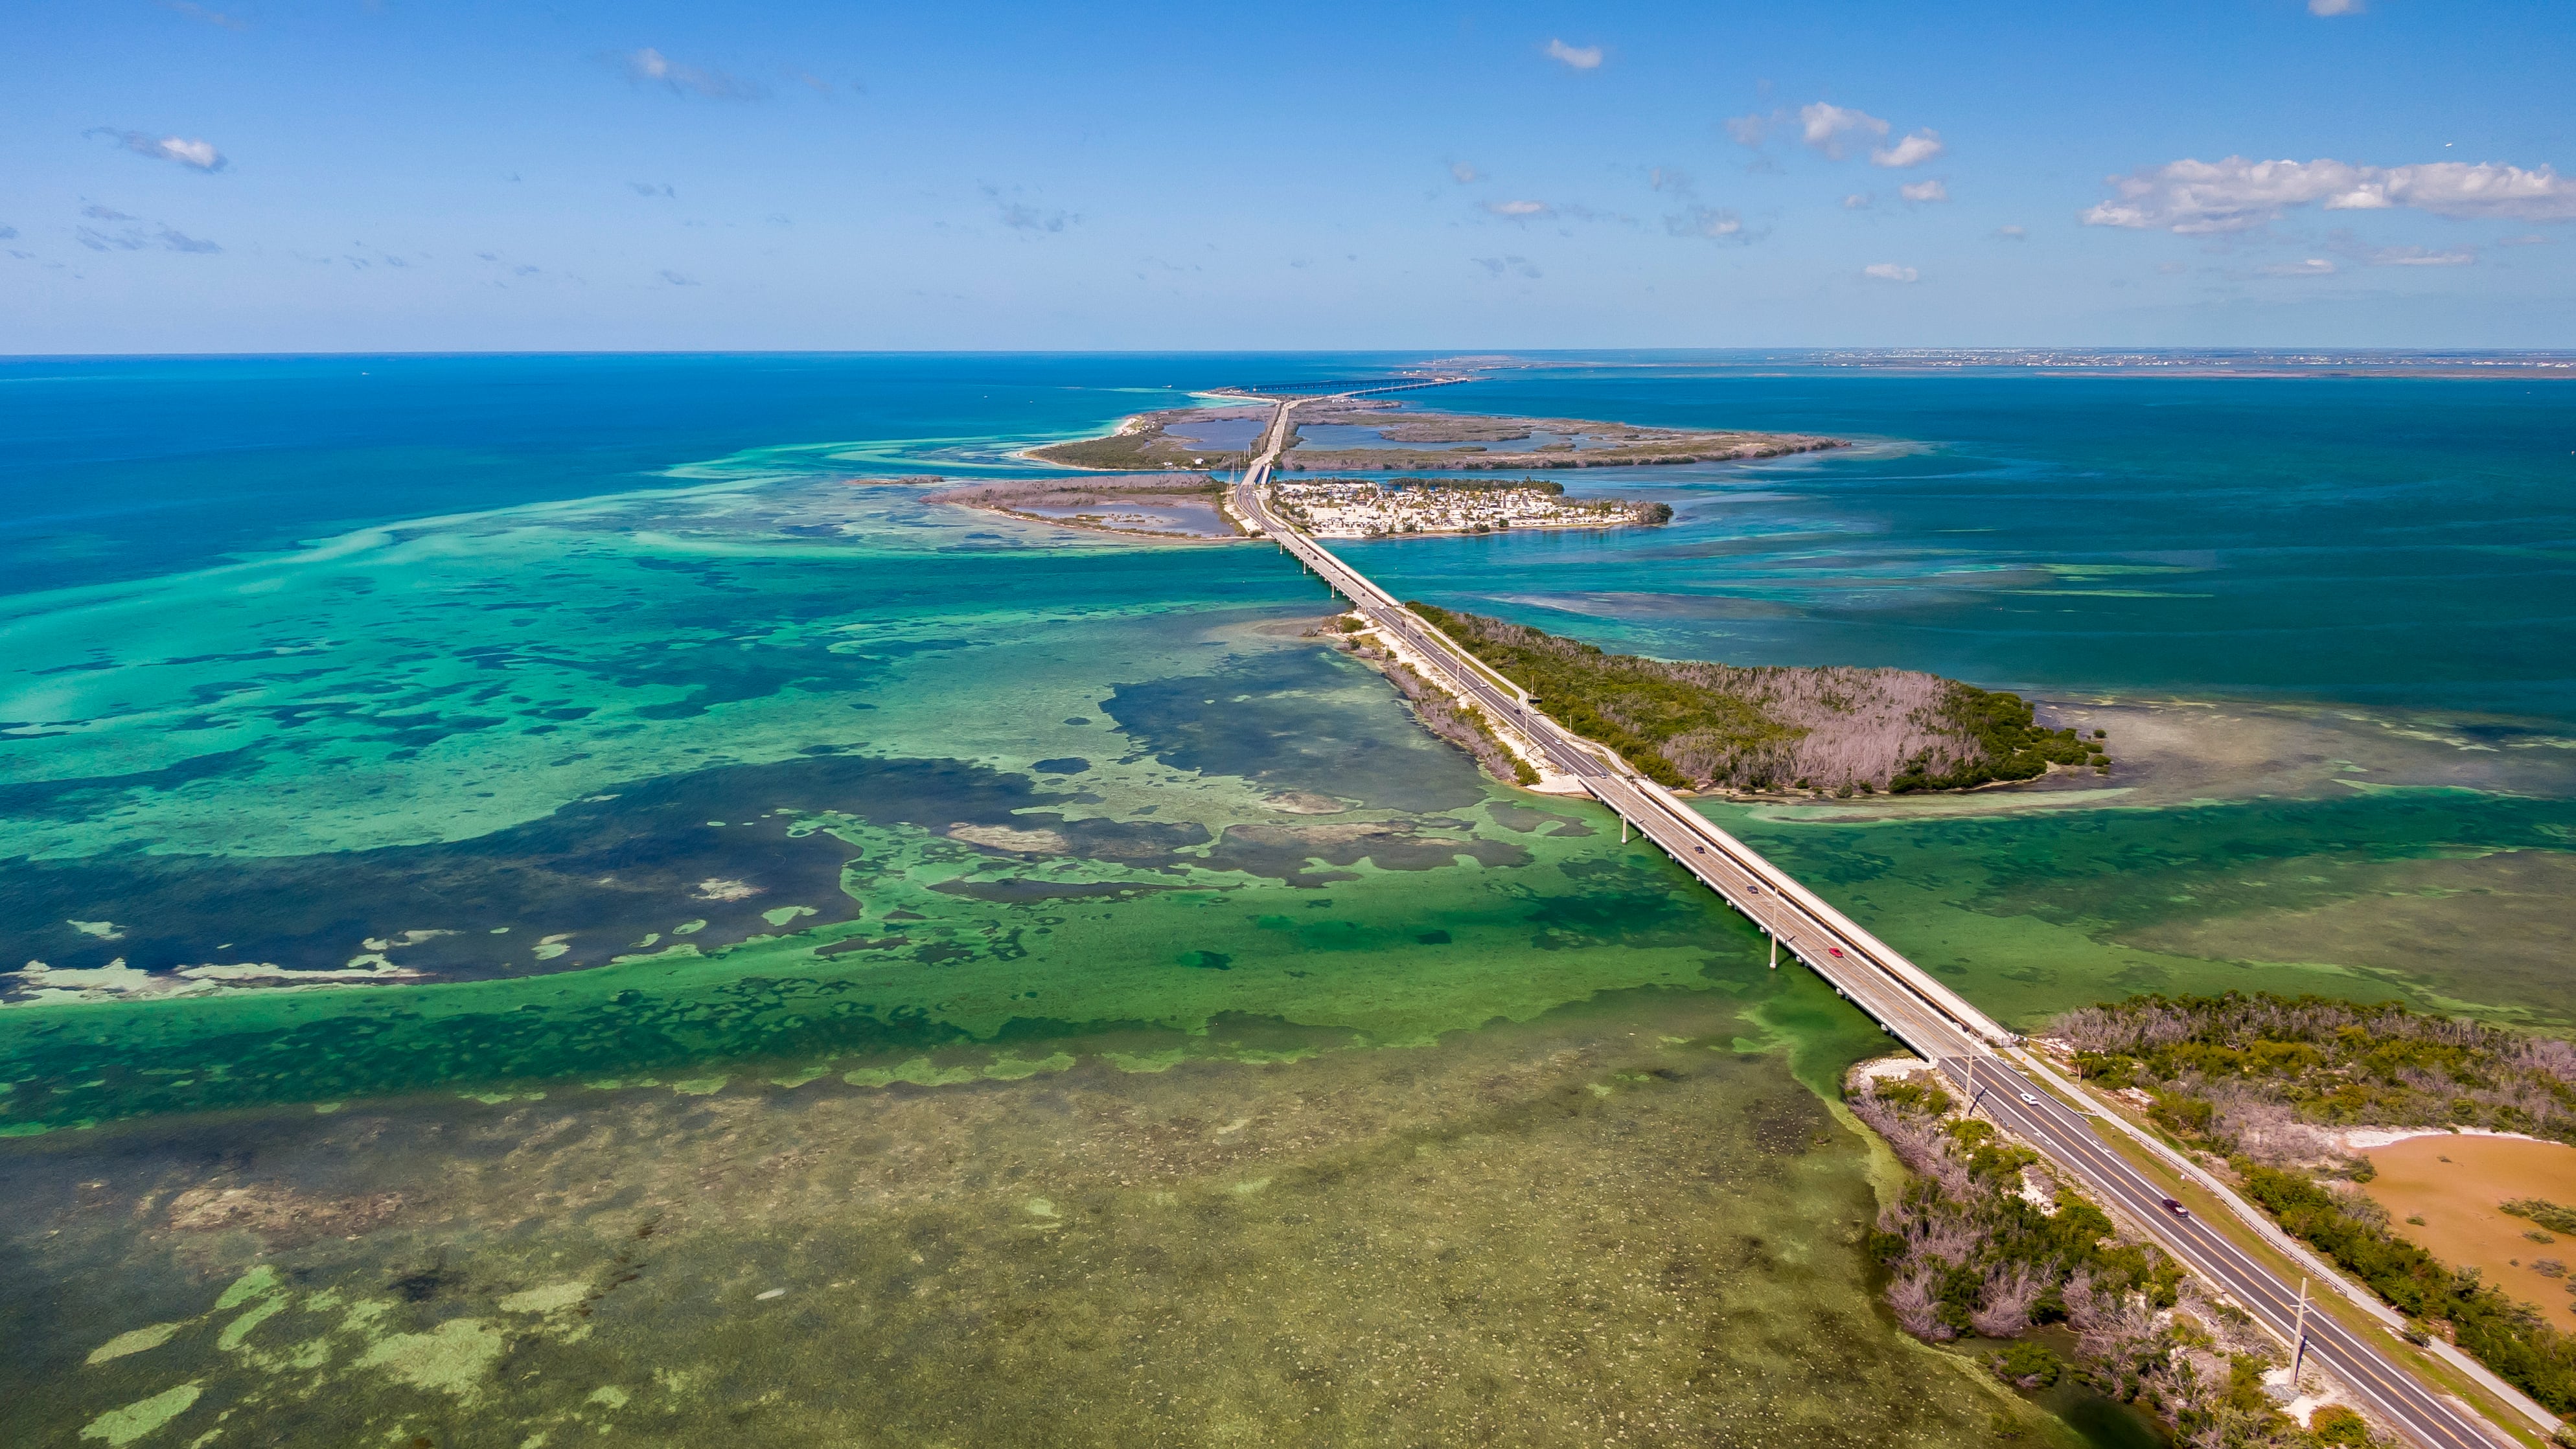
1269,479 -> 1662,539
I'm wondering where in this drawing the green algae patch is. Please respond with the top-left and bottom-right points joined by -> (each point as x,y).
498,1280 -> 591,1315
213,1264 -> 279,1311
843,1056 -> 980,1090
85,1322 -> 183,1365
80,1383 -> 201,1445
587,1385 -> 630,1409
336,1298 -> 394,1336
671,1076 -> 728,1096
214,1294 -> 287,1351
0,777 -> 1777,1134
984,1051 -> 1075,1081
356,1317 -> 505,1398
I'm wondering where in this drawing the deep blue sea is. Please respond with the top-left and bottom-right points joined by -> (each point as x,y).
1,352 -> 2572,1447
9,352 -> 2570,718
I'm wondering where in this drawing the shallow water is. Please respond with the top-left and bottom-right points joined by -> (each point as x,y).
5,982 -> 2084,1448
2,353 -> 2570,1446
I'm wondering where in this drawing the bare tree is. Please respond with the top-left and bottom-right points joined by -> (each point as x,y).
1971,1262 -> 2049,1338
1889,1267 -> 1949,1340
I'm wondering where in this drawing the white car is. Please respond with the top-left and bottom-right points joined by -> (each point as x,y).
2018,1092 -> 2040,1106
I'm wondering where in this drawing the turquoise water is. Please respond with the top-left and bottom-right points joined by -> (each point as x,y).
1343,365 -> 2576,721
0,353 -> 2567,1447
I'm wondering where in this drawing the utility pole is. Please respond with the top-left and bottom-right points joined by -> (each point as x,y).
1769,931 -> 1778,970
2292,1278 -> 2310,1384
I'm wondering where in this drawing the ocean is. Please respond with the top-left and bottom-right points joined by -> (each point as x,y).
2,352 -> 2568,1446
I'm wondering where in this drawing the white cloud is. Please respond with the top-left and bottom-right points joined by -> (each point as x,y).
1475,255 -> 1542,279
1664,206 -> 1745,242
2082,156 -> 2576,232
2309,0 -> 2362,14
2258,258 -> 2337,277
997,202 -> 1071,232
2497,233 -> 2549,247
89,130 -> 226,170
159,1 -> 246,30
1863,262 -> 1919,282
1995,225 -> 2028,240
2364,244 -> 2476,267
75,205 -> 220,253
1843,193 -> 1873,209
1899,179 -> 1949,204
1451,161 -> 1482,184
659,269 -> 698,286
1484,199 -> 1553,219
1724,113 -> 1768,148
1649,167 -> 1692,195
1871,130 -> 1946,169
621,47 -> 763,100
980,183 -> 1075,234
1799,103 -> 1889,159
1544,38 -> 1604,70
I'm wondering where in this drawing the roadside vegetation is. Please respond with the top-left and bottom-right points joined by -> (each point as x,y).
2055,994 -> 2576,1161
1401,604 -> 2106,794
2052,992 -> 2576,1416
1853,1071 -> 2368,1447
2238,1167 -> 2576,1414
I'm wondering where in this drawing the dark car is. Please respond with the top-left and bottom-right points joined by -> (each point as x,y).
2160,1197 -> 2191,1218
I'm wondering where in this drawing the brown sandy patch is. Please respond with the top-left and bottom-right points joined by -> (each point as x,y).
2365,1134 -> 2576,1321
166,1184 -> 405,1246
2027,698 -> 2576,805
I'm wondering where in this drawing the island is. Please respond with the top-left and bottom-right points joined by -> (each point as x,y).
1271,477 -> 1671,538
923,475 -> 1242,540
1342,604 -> 2106,796
1025,397 -> 1843,473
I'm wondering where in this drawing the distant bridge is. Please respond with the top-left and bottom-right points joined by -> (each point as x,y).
1217,376 -> 1473,398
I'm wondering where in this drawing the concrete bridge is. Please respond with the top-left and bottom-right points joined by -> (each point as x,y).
1228,396 -> 2524,1449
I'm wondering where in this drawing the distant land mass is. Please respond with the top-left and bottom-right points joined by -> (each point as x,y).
924,474 -> 1239,540
1409,348 -> 2576,380
1027,398 -> 1842,473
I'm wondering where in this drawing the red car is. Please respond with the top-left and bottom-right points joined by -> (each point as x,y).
2160,1197 -> 2191,1219
1827,947 -> 1844,959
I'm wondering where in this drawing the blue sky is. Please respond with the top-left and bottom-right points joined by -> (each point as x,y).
7,0 -> 2575,352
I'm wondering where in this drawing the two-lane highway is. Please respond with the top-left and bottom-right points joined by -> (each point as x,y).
1962,1056 -> 2504,1449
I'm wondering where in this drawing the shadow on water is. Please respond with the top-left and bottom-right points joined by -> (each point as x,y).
2043,1386 -> 2171,1449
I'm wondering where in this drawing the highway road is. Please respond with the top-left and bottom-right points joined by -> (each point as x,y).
1965,1056 -> 2506,1449
1228,396 -> 2516,1449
